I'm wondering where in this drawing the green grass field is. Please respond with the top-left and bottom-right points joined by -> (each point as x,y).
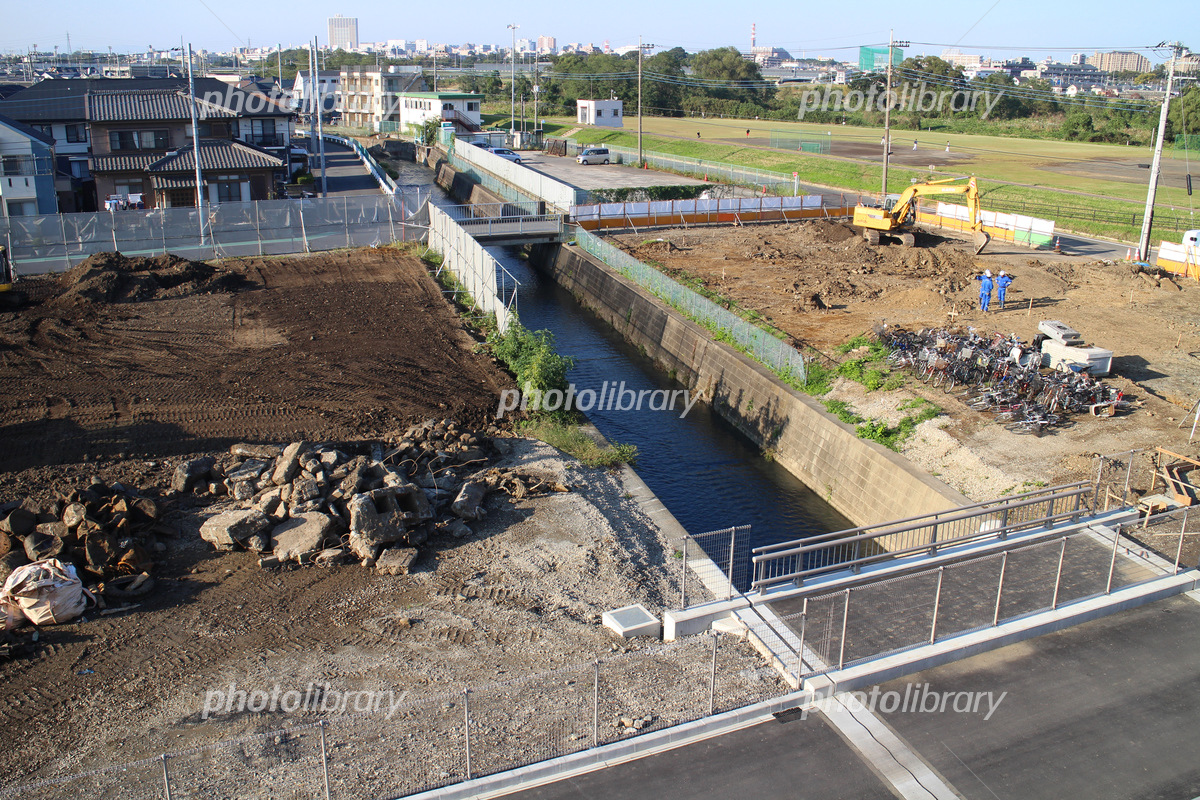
478,107 -> 1198,242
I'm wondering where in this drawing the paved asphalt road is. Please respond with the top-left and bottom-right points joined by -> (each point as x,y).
304,141 -> 382,196
502,711 -> 894,800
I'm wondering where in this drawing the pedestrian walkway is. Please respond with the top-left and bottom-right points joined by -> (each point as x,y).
307,141 -> 383,196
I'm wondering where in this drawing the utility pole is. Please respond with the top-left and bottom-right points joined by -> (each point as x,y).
638,37 -> 657,166
186,43 -> 206,245
312,38 -> 327,197
277,43 -> 282,88
507,24 -> 519,140
881,31 -> 909,198
1138,41 -> 1185,261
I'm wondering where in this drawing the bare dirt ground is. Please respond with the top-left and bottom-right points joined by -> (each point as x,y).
0,249 -> 777,792
0,248 -> 510,475
608,221 -> 1200,496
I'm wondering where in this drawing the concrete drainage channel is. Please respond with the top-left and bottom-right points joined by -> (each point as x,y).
414,161 -> 1200,798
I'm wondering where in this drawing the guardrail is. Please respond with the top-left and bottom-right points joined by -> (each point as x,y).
751,482 -> 1094,591
567,140 -> 804,194
427,204 -> 521,332
451,140 -> 582,212
571,195 -> 850,230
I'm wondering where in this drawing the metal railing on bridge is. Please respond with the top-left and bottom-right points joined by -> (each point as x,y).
750,482 -> 1095,592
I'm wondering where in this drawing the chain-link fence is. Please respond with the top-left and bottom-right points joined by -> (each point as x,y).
427,204 -> 521,332
779,523 -> 1165,680
1,635 -> 785,800
1093,449 -> 1150,512
573,227 -> 808,385
679,525 -> 753,607
2,193 -> 427,275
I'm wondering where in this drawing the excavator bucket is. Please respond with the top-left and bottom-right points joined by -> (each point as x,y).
973,230 -> 991,255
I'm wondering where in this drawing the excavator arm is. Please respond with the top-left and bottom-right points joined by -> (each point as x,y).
854,176 -> 990,254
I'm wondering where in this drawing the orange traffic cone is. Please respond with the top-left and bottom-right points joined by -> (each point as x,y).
1126,248 -> 1132,260
704,173 -> 709,182
1053,237 -> 1061,253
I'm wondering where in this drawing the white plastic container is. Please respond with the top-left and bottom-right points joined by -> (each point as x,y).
1038,320 -> 1084,345
1041,339 -> 1113,376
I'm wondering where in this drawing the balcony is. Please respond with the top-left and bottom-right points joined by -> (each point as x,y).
240,134 -> 285,148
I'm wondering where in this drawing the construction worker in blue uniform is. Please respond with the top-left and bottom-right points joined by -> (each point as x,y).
996,270 -> 1013,309
977,269 -> 994,312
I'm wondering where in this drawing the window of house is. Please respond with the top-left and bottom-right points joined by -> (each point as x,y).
1,156 -> 31,176
65,123 -> 88,143
166,189 -> 194,207
114,178 -> 144,196
6,199 -> 37,217
69,160 -> 91,180
467,102 -> 479,112
596,109 -> 603,117
443,103 -> 454,111
109,129 -> 169,150
216,179 -> 242,203
32,124 -> 54,139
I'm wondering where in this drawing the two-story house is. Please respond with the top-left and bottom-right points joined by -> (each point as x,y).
0,112 -> 58,218
0,77 -> 297,211
87,90 -> 285,208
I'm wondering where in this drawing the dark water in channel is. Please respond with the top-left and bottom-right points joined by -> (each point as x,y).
490,247 -> 852,553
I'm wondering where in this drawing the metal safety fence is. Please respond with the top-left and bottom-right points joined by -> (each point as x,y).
779,521 -> 1168,681
679,525 -> 754,608
1,193 -> 426,275
573,227 -> 808,385
751,482 -> 1094,592
0,635 -> 785,800
427,204 -> 521,332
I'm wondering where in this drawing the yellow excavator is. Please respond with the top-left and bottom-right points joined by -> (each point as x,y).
852,176 -> 990,254
0,246 -> 27,309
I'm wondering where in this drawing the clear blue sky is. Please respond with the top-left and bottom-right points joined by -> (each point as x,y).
1,0 -> 1187,63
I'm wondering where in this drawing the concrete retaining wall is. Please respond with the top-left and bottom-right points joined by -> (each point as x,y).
530,243 -> 970,530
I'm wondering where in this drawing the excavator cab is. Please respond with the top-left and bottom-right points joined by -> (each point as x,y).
0,246 -> 28,310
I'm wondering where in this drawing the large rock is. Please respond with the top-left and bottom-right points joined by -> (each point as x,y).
272,513 -> 337,563
272,441 -> 309,486
292,475 -> 321,503
200,509 -> 271,551
451,480 -> 489,521
173,456 -> 216,493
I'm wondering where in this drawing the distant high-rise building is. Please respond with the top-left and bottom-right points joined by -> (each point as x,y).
328,15 -> 359,51
1069,53 -> 1087,65
940,48 -> 982,69
1088,51 -> 1151,74
537,35 -> 556,55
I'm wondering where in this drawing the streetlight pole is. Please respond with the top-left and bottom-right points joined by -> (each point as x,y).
1138,41 -> 1184,261
507,24 -> 519,140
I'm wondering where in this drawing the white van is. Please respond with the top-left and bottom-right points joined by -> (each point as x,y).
577,147 -> 612,165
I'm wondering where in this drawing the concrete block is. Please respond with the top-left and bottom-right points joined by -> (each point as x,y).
603,604 -> 661,639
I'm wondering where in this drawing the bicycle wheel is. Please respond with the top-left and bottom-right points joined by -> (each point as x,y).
1004,420 -> 1037,435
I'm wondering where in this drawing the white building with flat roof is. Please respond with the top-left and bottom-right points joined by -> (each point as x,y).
576,99 -> 624,128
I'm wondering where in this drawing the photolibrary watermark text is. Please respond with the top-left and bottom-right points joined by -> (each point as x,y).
802,682 -> 1007,721
796,81 -> 1004,121
202,683 -> 411,720
496,381 -> 700,420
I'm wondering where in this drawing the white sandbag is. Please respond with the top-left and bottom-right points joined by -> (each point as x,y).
1,558 -> 92,629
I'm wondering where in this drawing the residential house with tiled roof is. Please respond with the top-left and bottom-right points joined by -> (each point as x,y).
0,77 -> 296,211
86,87 -> 290,208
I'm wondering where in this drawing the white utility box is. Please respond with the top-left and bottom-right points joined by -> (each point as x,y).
1038,320 -> 1084,345
1041,339 -> 1113,376
602,604 -> 661,639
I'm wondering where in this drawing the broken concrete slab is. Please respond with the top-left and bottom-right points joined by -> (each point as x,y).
231,443 -> 284,460
200,509 -> 272,551
272,441 -> 309,486
272,512 -> 337,564
172,456 -> 216,493
375,547 -> 418,576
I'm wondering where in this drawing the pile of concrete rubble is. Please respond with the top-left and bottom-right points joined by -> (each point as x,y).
188,419 -> 567,574
0,479 -> 165,588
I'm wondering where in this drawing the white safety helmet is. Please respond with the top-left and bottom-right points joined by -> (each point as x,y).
984,269 -> 992,277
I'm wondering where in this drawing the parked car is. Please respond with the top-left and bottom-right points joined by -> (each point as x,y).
490,148 -> 522,164
470,141 -> 493,150
577,147 -> 611,165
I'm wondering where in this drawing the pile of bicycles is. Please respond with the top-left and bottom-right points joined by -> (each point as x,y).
879,325 -> 1128,436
